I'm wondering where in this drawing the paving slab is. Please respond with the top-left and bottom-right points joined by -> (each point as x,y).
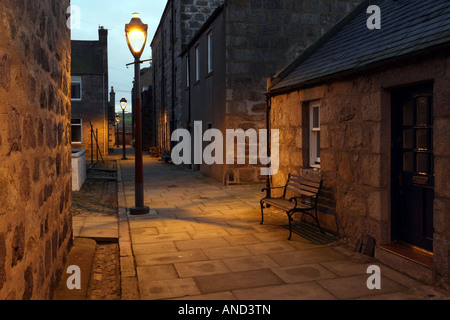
175,260 -> 231,278
193,270 -> 284,294
135,250 -> 209,267
316,274 -> 407,299
232,282 -> 337,300
222,255 -> 280,272
74,216 -> 119,242
139,278 -> 201,300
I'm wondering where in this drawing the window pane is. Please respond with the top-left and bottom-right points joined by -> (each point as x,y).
207,32 -> 212,73
403,129 -> 413,149
403,100 -> 413,126
403,152 -> 413,172
195,46 -> 200,81
416,97 -> 428,125
416,153 -> 428,174
72,126 -> 82,143
71,83 -> 81,99
316,131 -> 321,158
416,129 -> 428,150
312,107 -> 320,129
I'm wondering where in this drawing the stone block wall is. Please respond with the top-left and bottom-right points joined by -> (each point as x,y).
71,74 -> 109,158
0,0 -> 72,299
152,0 -> 224,152
224,0 -> 362,183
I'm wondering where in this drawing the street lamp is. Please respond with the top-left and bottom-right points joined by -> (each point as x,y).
125,13 -> 150,215
120,97 -> 128,161
116,114 -> 121,148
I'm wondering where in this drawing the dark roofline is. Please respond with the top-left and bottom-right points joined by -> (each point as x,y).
268,0 -> 370,92
151,0 -> 173,47
179,4 -> 225,57
267,40 -> 450,96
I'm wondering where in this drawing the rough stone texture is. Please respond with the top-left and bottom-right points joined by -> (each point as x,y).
0,0 -> 72,300
270,54 -> 450,290
152,0 -> 224,153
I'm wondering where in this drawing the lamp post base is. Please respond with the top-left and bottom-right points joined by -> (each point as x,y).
130,206 -> 150,215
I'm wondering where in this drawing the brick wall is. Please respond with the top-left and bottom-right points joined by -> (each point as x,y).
0,0 -> 72,299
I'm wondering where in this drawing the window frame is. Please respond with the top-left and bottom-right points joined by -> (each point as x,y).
195,44 -> 200,83
309,101 -> 321,168
207,30 -> 213,74
186,56 -> 190,88
71,118 -> 83,144
71,76 -> 82,101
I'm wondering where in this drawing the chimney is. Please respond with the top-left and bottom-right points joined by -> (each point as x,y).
110,86 -> 116,106
99,26 -> 108,46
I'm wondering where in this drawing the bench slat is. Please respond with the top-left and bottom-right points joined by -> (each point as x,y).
286,186 -> 317,198
290,177 -> 322,189
263,198 -> 296,211
287,181 -> 319,195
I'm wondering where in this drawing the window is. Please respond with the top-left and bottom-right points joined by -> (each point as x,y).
310,101 -> 321,167
71,76 -> 82,101
71,119 -> 82,144
186,57 -> 190,88
207,30 -> 213,74
195,44 -> 200,82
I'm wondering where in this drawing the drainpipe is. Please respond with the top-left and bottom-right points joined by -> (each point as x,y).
265,77 -> 272,199
171,1 -> 176,150
103,73 -> 106,156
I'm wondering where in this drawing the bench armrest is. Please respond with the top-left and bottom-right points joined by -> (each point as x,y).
261,186 -> 285,193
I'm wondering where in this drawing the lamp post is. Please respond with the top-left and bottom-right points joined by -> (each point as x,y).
116,114 -> 121,148
120,97 -> 128,160
125,13 -> 150,215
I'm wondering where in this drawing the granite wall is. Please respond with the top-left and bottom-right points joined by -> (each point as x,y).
0,0 -> 72,299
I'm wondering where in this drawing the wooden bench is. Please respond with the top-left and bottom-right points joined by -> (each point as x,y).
260,174 -> 323,240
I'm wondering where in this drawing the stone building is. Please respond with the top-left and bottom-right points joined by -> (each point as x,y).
267,0 -> 450,289
0,0 -> 72,299
71,27 -> 111,158
131,66 -> 155,151
151,0 -> 225,154
179,0 -> 362,184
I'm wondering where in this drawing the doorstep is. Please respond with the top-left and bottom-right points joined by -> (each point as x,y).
375,244 -> 434,285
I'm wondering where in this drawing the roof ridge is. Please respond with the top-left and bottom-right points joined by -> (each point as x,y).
269,0 -> 371,89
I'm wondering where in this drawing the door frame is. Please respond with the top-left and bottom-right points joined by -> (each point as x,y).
390,81 -> 435,252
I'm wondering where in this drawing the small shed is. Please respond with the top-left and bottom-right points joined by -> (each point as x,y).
267,0 -> 450,289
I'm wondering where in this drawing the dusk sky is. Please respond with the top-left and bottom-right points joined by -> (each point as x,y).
70,0 -> 167,112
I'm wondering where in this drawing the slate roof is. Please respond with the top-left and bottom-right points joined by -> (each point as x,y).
71,40 -> 106,75
269,0 -> 450,94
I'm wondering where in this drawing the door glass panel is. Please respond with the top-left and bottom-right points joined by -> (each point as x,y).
416,97 -> 428,125
403,129 -> 413,149
416,153 -> 428,174
403,152 -> 413,172
403,100 -> 414,126
416,129 -> 428,150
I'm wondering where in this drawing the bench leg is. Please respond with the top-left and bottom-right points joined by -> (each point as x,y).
287,211 -> 294,240
315,208 -> 325,234
260,201 -> 265,225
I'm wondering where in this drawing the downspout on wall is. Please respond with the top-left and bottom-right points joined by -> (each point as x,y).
265,77 -> 272,200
